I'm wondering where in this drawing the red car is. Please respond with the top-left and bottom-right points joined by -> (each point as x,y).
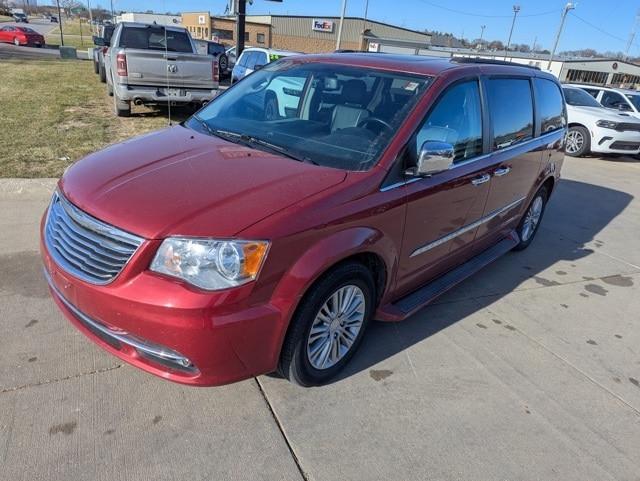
0,25 -> 45,47
41,55 -> 565,387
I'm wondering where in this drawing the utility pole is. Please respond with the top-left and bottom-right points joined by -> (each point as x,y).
532,35 -> 537,52
336,0 -> 347,50
624,9 -> 640,61
478,24 -> 486,50
55,0 -> 64,46
87,0 -> 94,35
236,0 -> 246,58
504,5 -> 520,60
110,0 -> 114,22
547,2 -> 575,70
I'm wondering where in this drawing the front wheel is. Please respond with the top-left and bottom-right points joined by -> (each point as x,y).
513,186 -> 548,251
278,262 -> 375,386
93,59 -> 99,74
99,63 -> 106,83
565,126 -> 590,157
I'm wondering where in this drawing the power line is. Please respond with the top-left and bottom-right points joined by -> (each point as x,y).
415,0 -> 559,19
569,12 -> 627,44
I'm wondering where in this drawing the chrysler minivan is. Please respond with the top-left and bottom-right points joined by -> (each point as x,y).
41,55 -> 565,387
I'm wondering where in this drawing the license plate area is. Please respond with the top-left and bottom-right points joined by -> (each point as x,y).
164,88 -> 185,97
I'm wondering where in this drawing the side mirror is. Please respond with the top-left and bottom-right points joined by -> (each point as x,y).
410,141 -> 454,176
93,36 -> 105,46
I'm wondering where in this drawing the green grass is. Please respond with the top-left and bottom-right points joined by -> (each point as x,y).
0,15 -> 12,22
47,20 -> 95,48
0,59 -> 177,178
48,19 -> 91,36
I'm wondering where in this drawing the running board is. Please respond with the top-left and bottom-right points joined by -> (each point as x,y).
377,232 -> 519,321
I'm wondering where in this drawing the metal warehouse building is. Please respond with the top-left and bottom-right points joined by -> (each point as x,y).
181,13 -> 432,53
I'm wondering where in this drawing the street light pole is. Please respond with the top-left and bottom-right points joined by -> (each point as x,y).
236,0 -> 246,58
336,0 -> 347,50
547,3 -> 575,70
479,24 -> 486,50
55,0 -> 64,46
504,5 -> 520,60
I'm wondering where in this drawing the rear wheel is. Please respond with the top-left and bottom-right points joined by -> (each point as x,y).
565,126 -> 590,157
99,63 -> 106,83
218,54 -> 228,74
514,186 -> 548,251
278,262 -> 375,386
93,59 -> 99,74
106,80 -> 113,96
113,89 -> 130,117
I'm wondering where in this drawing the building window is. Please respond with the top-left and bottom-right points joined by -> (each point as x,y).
214,29 -> 233,40
566,69 -> 608,85
245,32 -> 250,42
257,32 -> 265,44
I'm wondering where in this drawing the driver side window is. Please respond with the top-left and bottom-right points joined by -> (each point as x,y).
601,91 -> 628,110
415,80 -> 483,163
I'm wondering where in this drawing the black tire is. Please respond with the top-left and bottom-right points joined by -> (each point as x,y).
278,262 -> 375,386
93,59 -> 99,74
264,93 -> 279,121
113,89 -> 130,117
565,125 -> 590,157
513,185 -> 548,251
218,54 -> 228,74
99,62 -> 106,83
106,79 -> 113,97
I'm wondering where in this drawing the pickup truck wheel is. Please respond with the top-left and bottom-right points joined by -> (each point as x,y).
565,126 -> 590,157
218,54 -> 228,73
99,63 -> 106,83
113,91 -> 131,117
513,186 -> 548,251
106,80 -> 113,97
93,59 -> 99,74
278,262 -> 375,386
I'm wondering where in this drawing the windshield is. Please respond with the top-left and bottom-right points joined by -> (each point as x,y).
625,93 -> 640,111
563,87 -> 602,107
187,60 -> 432,171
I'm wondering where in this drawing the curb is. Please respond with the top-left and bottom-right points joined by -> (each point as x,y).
0,178 -> 58,198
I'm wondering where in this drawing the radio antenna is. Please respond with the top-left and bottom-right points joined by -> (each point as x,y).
164,23 -> 172,126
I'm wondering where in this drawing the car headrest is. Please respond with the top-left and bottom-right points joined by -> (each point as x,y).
342,79 -> 367,106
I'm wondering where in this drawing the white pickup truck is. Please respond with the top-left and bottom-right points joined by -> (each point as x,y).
103,22 -> 219,117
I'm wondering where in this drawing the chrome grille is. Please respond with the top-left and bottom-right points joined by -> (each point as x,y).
44,191 -> 144,284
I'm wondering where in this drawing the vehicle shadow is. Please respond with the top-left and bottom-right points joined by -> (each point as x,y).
329,178 -> 634,384
129,105 -> 197,121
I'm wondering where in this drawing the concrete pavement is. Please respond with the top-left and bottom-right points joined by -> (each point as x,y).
0,156 -> 639,481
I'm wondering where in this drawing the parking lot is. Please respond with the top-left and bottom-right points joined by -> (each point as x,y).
1,154 -> 639,481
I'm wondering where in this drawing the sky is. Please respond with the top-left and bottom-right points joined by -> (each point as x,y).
104,0 -> 640,55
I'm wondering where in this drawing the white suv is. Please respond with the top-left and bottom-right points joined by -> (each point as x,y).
567,83 -> 640,120
562,86 -> 640,157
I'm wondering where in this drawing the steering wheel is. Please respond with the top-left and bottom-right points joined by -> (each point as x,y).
357,117 -> 393,132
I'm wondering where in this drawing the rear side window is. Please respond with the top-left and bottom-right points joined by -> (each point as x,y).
534,78 -> 566,133
415,80 -> 483,163
601,91 -> 630,110
486,78 -> 533,150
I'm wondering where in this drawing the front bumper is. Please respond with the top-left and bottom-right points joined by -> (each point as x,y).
40,220 -> 286,387
591,126 -> 640,154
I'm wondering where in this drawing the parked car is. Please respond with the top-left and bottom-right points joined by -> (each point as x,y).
193,40 -> 230,77
12,12 -> 28,23
41,56 -> 564,387
562,86 -> 640,157
0,25 -> 44,47
91,24 -> 115,79
49,15 -> 58,23
103,22 -> 220,116
568,83 -> 640,119
231,47 -> 298,83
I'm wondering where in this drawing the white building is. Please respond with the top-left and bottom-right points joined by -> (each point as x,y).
116,12 -> 181,26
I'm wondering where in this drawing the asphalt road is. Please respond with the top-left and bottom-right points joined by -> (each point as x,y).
0,156 -> 639,481
1,19 -> 58,36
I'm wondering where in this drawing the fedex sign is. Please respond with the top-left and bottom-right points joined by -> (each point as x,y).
312,19 -> 335,33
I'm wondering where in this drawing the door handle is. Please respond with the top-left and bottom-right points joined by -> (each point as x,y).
494,166 -> 511,177
471,174 -> 491,186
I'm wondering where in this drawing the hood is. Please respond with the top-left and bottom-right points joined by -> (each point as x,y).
567,104 -> 638,122
60,126 -> 347,239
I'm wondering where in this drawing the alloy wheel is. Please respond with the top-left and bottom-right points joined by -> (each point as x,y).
521,195 -> 544,242
306,285 -> 366,370
565,129 -> 584,154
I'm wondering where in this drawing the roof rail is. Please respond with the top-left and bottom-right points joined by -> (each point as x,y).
451,57 -> 541,70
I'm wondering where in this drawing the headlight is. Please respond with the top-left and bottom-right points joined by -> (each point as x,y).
596,120 -> 619,129
150,238 -> 269,290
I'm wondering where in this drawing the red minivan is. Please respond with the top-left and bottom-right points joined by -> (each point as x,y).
41,55 -> 565,386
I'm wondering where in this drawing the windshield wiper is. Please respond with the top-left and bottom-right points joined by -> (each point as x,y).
210,129 -> 318,165
192,115 -> 217,137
